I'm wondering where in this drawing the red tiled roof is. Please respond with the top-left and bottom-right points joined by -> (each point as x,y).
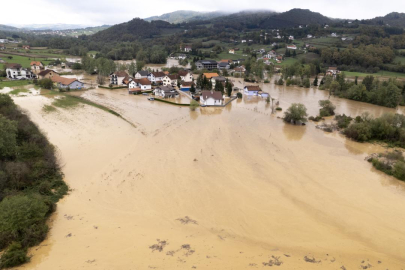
201,90 -> 223,100
245,85 -> 261,91
133,78 -> 151,85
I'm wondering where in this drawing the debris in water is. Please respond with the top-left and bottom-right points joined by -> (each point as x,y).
304,256 -> 320,263
149,239 -> 168,252
176,216 -> 198,225
263,256 -> 283,266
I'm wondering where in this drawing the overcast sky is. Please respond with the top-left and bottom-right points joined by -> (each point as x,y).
2,0 -> 404,27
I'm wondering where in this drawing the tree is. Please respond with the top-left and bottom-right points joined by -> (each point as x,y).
313,76 -> 318,86
319,100 -> 336,117
190,83 -> 196,94
283,103 -> 308,124
226,79 -> 232,97
136,61 -> 145,72
128,62 -> 136,77
190,100 -> 199,111
0,115 -> 17,159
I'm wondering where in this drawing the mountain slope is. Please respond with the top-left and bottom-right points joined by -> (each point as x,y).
366,12 -> 405,27
0,24 -> 19,32
261,9 -> 333,28
145,10 -> 227,24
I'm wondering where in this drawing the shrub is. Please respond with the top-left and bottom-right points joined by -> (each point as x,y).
189,100 -> 199,111
343,122 -> 372,142
335,114 -> 353,129
275,107 -> 282,111
319,100 -> 336,117
284,103 -> 308,124
393,161 -> 405,181
236,92 -> 242,99
0,242 -> 29,268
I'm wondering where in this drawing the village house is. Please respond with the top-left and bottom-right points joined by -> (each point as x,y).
148,71 -> 165,83
289,36 -> 294,40
128,87 -> 142,95
264,50 -> 277,59
123,76 -> 131,85
0,45 -> 5,50
326,67 -> 340,77
307,34 -> 313,38
196,60 -> 218,70
258,91 -> 269,98
200,90 -> 223,106
234,65 -> 246,74
178,70 -> 193,82
331,33 -> 338,37
30,61 -> 44,71
211,76 -> 227,89
218,61 -> 230,70
0,39 -> 8,43
135,70 -> 149,79
244,85 -> 261,96
154,86 -> 178,98
229,49 -> 235,54
6,63 -> 36,80
162,74 -> 180,87
110,71 -> 129,85
241,40 -> 247,43
203,73 -> 219,80
181,45 -> 192,52
180,81 -> 194,91
129,78 -> 152,90
37,69 -> 59,79
287,44 -> 297,50
22,45 -> 30,50
52,76 -> 85,90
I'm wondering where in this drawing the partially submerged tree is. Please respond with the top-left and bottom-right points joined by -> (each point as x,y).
319,100 -> 336,117
284,103 -> 308,124
190,100 -> 199,111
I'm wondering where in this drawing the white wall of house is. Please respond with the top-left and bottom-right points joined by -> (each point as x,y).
181,73 -> 193,82
6,68 -> 35,79
244,88 -> 259,96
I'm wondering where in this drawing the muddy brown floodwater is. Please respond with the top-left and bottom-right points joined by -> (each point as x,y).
11,80 -> 405,269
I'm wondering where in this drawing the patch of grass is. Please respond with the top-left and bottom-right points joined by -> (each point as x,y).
343,70 -> 405,79
0,80 -> 33,89
0,54 -> 53,69
51,96 -> 80,109
42,104 -> 57,113
9,88 -> 29,95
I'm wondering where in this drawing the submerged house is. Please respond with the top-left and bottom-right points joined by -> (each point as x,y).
38,69 -> 59,79
200,90 -> 223,106
244,86 -> 261,96
180,81 -> 194,91
135,70 -> 149,79
178,70 -> 193,82
154,86 -> 178,98
129,78 -> 152,90
110,71 -> 129,85
148,71 -> 165,83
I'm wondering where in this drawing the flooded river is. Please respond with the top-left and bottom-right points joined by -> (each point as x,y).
11,80 -> 405,269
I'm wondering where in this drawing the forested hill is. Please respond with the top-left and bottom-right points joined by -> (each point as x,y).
264,9 -> 333,27
90,18 -> 177,42
364,12 -> 405,27
144,10 -> 227,24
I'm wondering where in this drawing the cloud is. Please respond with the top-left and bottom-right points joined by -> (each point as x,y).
1,0 -> 404,26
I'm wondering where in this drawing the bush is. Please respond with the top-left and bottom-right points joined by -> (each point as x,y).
319,100 -> 336,117
236,92 -> 242,99
343,122 -> 372,142
393,161 -> 405,181
37,79 -> 53,89
275,107 -> 282,111
335,114 -> 353,129
284,103 -> 308,124
190,100 -> 199,111
0,242 -> 29,268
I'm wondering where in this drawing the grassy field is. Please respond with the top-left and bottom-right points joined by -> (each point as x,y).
394,56 -> 405,65
0,53 -> 54,69
343,70 -> 405,79
0,80 -> 33,89
9,88 -> 29,95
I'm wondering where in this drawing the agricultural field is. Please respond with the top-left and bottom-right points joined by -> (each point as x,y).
0,53 -> 54,69
394,56 -> 405,65
0,79 -> 34,89
343,70 -> 405,79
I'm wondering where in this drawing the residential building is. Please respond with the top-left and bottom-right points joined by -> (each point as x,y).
331,33 -> 338,37
0,45 -> 5,50
129,78 -> 152,90
6,63 -> 36,80
135,70 -> 149,79
178,70 -> 193,82
154,86 -> 178,98
287,45 -> 297,50
258,91 -> 269,98
234,66 -> 246,73
0,39 -> 8,43
162,74 -> 179,87
229,49 -> 235,54
307,34 -> 313,38
196,60 -> 218,70
148,71 -> 165,83
200,90 -> 223,106
244,86 -> 261,96
289,36 -> 294,40
22,45 -> 30,50
52,76 -> 85,89
181,45 -> 192,52
110,71 -> 129,85
38,69 -> 59,79
211,76 -> 226,89
203,73 -> 219,80
129,87 -> 142,94
30,61 -> 44,71
326,67 -> 340,77
180,82 -> 194,91
218,62 -> 230,70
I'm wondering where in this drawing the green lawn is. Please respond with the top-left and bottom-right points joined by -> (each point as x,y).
0,80 -> 33,89
343,70 -> 405,79
0,54 -> 53,69
394,56 -> 405,65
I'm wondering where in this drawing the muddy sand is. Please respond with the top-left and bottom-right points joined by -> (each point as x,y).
11,84 -> 405,269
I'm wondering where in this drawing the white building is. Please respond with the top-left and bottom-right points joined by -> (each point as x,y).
135,70 -> 149,79
178,70 -> 193,82
162,75 -> 179,87
148,72 -> 165,83
200,90 -> 223,106
110,70 -> 129,85
244,86 -> 261,96
30,61 -> 44,71
6,63 -> 36,80
153,86 -> 177,98
129,78 -> 152,90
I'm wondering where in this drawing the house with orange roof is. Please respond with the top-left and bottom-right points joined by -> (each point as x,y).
129,78 -> 152,90
203,73 -> 219,80
30,61 -> 44,71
